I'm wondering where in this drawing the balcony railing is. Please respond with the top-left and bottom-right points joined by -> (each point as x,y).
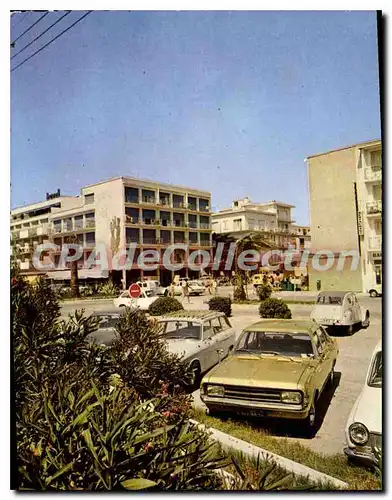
125,197 -> 139,204
199,223 -> 211,230
364,167 -> 382,182
199,206 -> 210,212
189,240 -> 199,246
142,238 -> 159,245
173,201 -> 185,209
125,215 -> 140,224
85,219 -> 96,228
142,196 -> 156,204
188,222 -> 198,229
126,239 -> 140,245
366,200 -> 382,215
174,239 -> 186,244
188,204 -> 197,211
173,220 -> 186,228
158,198 -> 171,207
200,240 -> 212,247
368,235 -> 382,250
28,227 -> 38,237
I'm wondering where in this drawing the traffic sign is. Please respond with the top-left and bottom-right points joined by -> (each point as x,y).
129,283 -> 141,298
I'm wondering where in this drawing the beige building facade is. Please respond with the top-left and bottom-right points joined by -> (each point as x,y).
10,177 -> 213,286
212,197 -> 311,251
307,139 -> 382,293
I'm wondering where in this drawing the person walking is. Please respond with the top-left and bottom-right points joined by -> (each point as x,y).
169,282 -> 175,298
181,280 -> 190,304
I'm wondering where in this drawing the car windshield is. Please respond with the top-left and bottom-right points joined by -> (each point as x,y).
162,320 -> 202,340
367,351 -> 382,388
317,295 -> 343,305
94,315 -> 120,329
234,330 -> 314,358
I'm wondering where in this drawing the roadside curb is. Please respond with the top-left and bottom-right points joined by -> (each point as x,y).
189,419 -> 348,490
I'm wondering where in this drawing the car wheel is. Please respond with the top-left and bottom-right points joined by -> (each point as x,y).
369,290 -> 378,298
327,364 -> 335,389
190,361 -> 201,390
119,304 -> 126,308
301,399 -> 317,437
362,311 -> 370,328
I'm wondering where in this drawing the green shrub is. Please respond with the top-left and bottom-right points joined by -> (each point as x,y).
208,296 -> 232,317
256,284 -> 272,301
233,286 -> 247,302
148,297 -> 184,316
259,298 -> 292,319
97,281 -> 119,297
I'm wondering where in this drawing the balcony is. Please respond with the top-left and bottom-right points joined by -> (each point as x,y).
199,223 -> 211,230
141,196 -> 156,205
200,240 -> 212,247
188,221 -> 198,229
125,196 -> 140,204
126,239 -> 140,245
364,167 -> 382,182
368,235 -> 382,250
85,219 -> 96,228
199,206 -> 210,213
158,198 -> 171,207
173,220 -> 187,228
187,204 -> 197,211
142,237 -> 160,245
366,200 -> 382,216
173,201 -> 186,209
125,216 -> 140,225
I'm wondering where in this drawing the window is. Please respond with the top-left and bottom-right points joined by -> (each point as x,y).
317,295 -> 343,305
85,193 -> 94,205
313,334 -> 323,356
210,317 -> 223,334
233,218 -> 242,231
163,321 -> 201,340
367,351 -> 382,387
316,327 -> 328,346
223,220 -> 228,230
203,321 -> 214,340
370,151 -> 381,167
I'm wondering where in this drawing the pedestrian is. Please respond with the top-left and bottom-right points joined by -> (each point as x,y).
212,278 -> 218,296
205,276 -> 212,294
181,280 -> 190,303
169,282 -> 175,298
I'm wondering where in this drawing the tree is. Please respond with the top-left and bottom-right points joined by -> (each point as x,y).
67,234 -> 80,298
233,232 -> 274,300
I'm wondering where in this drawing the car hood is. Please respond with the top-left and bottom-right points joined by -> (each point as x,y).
204,354 -> 311,389
165,338 -> 200,360
348,385 -> 382,434
311,305 -> 342,320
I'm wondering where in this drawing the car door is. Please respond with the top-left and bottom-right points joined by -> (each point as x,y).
351,294 -> 361,323
200,320 -> 220,370
212,316 -> 236,358
315,327 -> 334,387
311,331 -> 328,394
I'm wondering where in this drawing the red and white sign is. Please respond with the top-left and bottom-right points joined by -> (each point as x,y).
129,283 -> 141,298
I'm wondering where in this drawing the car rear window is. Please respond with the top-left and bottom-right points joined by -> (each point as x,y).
368,351 -> 382,387
317,295 -> 343,305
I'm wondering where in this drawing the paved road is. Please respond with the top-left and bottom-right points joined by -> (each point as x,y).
60,294 -> 382,456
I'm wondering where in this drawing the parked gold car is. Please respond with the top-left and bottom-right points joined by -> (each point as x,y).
200,319 -> 339,434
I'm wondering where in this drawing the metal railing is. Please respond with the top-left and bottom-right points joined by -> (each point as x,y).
188,222 -> 198,229
173,201 -> 186,209
364,167 -> 382,182
142,196 -> 156,204
125,197 -> 140,204
200,240 -> 212,246
85,219 -> 96,228
199,223 -> 211,229
366,200 -> 382,215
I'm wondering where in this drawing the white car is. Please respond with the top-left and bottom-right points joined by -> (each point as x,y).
158,310 -> 236,386
310,291 -> 370,335
136,280 -> 167,296
368,284 -> 382,298
166,279 -> 205,296
113,288 -> 158,310
344,341 -> 382,466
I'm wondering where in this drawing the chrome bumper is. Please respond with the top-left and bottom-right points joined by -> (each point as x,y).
344,447 -> 378,467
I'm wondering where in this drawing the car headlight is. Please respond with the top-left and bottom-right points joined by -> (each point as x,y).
206,385 -> 225,397
281,391 -> 303,404
349,423 -> 369,445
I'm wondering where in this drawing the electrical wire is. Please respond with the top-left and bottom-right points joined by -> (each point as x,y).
11,11 -> 49,45
11,11 -> 92,73
11,11 -> 72,60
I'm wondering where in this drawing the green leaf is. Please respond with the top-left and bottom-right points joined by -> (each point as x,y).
121,478 -> 157,490
44,463 -> 73,486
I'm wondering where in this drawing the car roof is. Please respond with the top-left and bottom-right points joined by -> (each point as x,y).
243,319 -> 316,334
317,291 -> 351,298
159,310 -> 225,322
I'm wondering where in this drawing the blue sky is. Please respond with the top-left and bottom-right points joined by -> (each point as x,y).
11,10 -> 381,224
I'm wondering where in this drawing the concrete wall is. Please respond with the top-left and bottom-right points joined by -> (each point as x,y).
307,146 -> 364,291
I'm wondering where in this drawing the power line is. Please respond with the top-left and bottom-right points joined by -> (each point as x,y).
11,11 -> 72,60
11,11 -> 92,73
11,11 -> 49,46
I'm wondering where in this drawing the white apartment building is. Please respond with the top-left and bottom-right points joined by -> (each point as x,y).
212,197 -> 310,250
10,177 -> 213,286
356,142 -> 382,293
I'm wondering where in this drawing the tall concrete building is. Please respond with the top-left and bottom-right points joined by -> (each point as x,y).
10,177 -> 212,286
307,139 -> 382,292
